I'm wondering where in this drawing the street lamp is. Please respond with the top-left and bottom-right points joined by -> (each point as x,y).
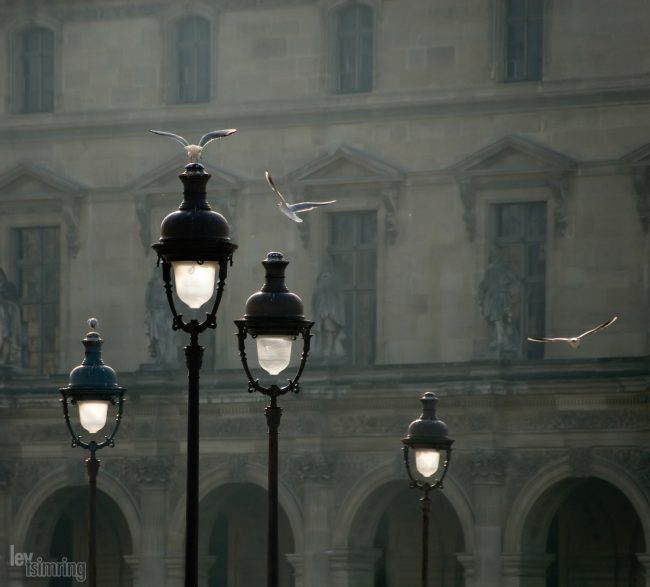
235,252 -> 313,587
402,392 -> 453,587
152,160 -> 237,587
59,318 -> 126,587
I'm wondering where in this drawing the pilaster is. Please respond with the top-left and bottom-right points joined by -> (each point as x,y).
327,548 -> 381,587
501,553 -> 554,587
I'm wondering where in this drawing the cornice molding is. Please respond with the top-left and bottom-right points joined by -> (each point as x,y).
1,82 -> 650,144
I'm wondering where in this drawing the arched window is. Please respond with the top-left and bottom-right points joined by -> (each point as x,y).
176,16 -> 211,103
22,26 -> 54,112
504,0 -> 544,82
336,3 -> 373,94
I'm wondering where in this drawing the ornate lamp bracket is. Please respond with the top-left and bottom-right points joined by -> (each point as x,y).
235,320 -> 313,398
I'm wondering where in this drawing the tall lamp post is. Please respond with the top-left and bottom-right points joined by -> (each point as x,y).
59,319 -> 126,587
152,161 -> 237,587
402,392 -> 453,587
235,252 -> 313,587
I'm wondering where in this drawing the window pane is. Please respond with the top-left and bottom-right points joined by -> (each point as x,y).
356,251 -> 376,286
358,211 -> 377,245
336,4 -> 373,93
526,243 -> 546,280
492,202 -> 546,359
329,213 -> 355,246
14,227 -> 60,375
526,202 -> 547,237
497,203 -> 523,240
326,211 -> 377,365
22,27 -> 54,113
505,0 -> 543,82
176,17 -> 210,103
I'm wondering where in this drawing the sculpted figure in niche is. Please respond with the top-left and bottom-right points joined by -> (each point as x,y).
144,269 -> 180,370
0,268 -> 22,370
311,262 -> 346,363
478,252 -> 522,358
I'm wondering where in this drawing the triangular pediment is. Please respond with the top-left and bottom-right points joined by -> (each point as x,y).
0,163 -> 85,199
453,135 -> 576,176
288,145 -> 404,186
132,156 -> 243,193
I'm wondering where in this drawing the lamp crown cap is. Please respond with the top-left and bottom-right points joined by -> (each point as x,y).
402,391 -> 453,449
62,319 -> 125,396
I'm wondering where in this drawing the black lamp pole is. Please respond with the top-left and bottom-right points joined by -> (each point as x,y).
59,319 -> 126,587
402,392 -> 453,587
235,252 -> 313,587
152,159 -> 237,587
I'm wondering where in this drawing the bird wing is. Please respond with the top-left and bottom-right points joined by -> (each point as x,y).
265,171 -> 287,203
575,315 -> 618,339
280,205 -> 303,223
150,130 -> 189,147
199,129 -> 237,147
527,336 -> 571,343
290,201 -> 337,213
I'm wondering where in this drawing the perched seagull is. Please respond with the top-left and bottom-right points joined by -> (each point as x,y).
527,316 -> 618,349
149,129 -> 237,163
265,171 -> 336,223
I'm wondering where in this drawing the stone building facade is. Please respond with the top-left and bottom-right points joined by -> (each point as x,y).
0,0 -> 649,586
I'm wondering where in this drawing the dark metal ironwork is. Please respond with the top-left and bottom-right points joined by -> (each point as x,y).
402,392 -> 453,587
59,321 -> 126,587
152,161 -> 236,587
235,252 -> 313,587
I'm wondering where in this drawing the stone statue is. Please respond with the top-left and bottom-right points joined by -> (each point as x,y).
311,263 -> 346,363
478,253 -> 521,358
0,268 -> 22,369
144,270 -> 180,370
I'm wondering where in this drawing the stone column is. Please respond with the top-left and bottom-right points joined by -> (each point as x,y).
123,555 -> 140,585
501,553 -> 554,587
327,548 -> 381,587
296,454 -> 332,587
456,552 -> 476,587
471,449 -> 506,587
165,556 -> 183,587
7,566 -> 25,587
636,553 -> 650,587
286,553 -> 305,587
134,457 -> 172,587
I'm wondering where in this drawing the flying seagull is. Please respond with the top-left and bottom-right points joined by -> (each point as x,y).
265,171 -> 336,223
527,316 -> 618,349
149,129 -> 237,163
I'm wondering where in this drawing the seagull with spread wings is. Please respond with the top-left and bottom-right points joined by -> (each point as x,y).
265,171 -> 336,223
527,316 -> 618,349
150,129 -> 237,163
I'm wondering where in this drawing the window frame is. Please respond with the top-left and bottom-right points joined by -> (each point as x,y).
488,0 -> 552,84
175,15 -> 211,104
324,0 -> 380,95
490,200 -> 548,359
0,164 -> 84,375
161,7 -> 218,106
8,19 -> 60,114
503,0 -> 544,82
21,26 -> 55,113
325,209 -> 379,366
334,2 -> 375,94
13,225 -> 62,375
